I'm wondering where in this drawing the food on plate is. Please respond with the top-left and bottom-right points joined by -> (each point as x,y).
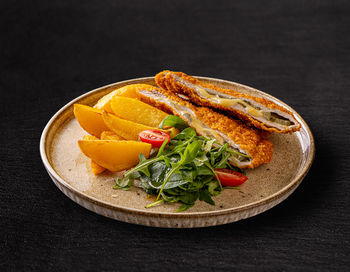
73,70 -> 301,211
137,87 -> 273,168
94,84 -> 156,112
102,111 -> 166,141
115,126 -> 248,211
110,96 -> 168,127
83,135 -> 106,175
78,140 -> 152,172
155,70 -> 301,133
139,129 -> 171,148
100,130 -> 124,140
74,104 -> 109,137
214,168 -> 248,187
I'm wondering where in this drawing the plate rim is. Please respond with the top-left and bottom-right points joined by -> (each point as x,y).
40,76 -> 315,219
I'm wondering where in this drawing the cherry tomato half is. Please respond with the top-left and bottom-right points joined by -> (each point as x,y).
139,129 -> 171,148
214,168 -> 248,187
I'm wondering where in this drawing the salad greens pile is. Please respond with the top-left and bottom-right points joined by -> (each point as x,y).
114,115 -> 245,212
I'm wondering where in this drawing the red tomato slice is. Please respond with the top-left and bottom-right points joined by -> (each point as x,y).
139,129 -> 171,148
214,168 -> 248,187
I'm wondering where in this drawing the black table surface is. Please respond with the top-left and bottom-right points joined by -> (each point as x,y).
1,0 -> 349,271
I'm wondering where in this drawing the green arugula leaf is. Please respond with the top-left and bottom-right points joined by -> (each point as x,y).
175,203 -> 194,212
172,127 -> 196,141
196,165 -> 213,176
194,154 -> 209,166
214,152 -> 231,168
209,143 -> 228,166
208,181 -> 221,196
181,168 -> 196,182
159,115 -> 189,130
156,139 -> 168,158
182,140 -> 202,165
161,192 -> 181,202
115,115 -> 246,212
139,176 -> 156,194
204,161 -> 222,190
226,164 -> 246,175
149,161 -> 167,183
178,191 -> 199,204
163,174 -> 189,189
123,154 -> 164,179
145,199 -> 164,208
199,189 -> 215,205
137,153 -> 151,176
114,176 -> 133,190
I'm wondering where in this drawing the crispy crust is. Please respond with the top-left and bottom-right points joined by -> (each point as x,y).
155,70 -> 301,134
154,71 -> 168,90
136,87 -> 273,169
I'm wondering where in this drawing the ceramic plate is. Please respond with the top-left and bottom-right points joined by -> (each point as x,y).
40,76 -> 315,228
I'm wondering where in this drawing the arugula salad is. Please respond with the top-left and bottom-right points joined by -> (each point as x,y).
114,115 -> 248,212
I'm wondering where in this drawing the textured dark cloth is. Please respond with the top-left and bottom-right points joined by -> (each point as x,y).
1,0 -> 349,271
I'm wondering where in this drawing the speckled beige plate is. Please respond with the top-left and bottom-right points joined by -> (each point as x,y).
40,76 -> 315,228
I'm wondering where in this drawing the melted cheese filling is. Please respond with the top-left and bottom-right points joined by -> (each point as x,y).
194,86 -> 264,117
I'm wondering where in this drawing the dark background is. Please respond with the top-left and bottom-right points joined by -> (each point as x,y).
1,0 -> 349,271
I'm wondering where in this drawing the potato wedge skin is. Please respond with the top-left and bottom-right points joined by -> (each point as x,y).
102,112 -> 158,141
74,104 -> 109,137
83,135 -> 106,175
83,135 -> 99,140
111,96 -> 168,127
100,131 -> 124,140
90,161 -> 106,175
94,84 -> 155,113
78,140 -> 152,172
93,90 -> 119,113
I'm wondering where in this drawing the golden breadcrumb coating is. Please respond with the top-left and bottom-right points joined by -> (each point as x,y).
155,70 -> 301,134
154,71 -> 168,90
136,87 -> 273,169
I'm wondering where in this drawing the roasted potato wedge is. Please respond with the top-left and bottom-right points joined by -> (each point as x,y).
102,112 -> 160,141
110,96 -> 168,127
78,140 -> 152,172
83,135 -> 106,175
74,104 -> 109,137
100,131 -> 125,140
94,84 -> 156,113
